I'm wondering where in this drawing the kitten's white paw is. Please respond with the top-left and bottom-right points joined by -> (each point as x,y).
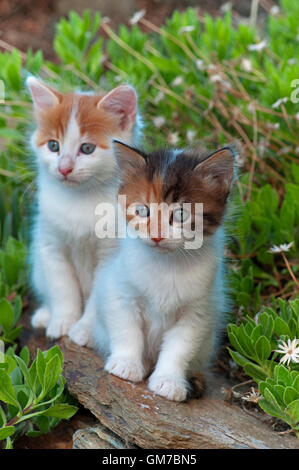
105,355 -> 145,382
68,321 -> 93,347
148,374 -> 188,402
46,316 -> 77,339
31,307 -> 50,329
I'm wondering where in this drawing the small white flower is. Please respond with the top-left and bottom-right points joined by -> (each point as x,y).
179,25 -> 195,33
186,129 -> 196,143
154,91 -> 164,104
167,132 -> 179,145
129,9 -> 146,25
152,116 -> 166,128
272,97 -> 289,109
195,59 -> 205,71
270,5 -> 280,15
295,112 -> 299,121
274,338 -> 299,366
257,137 -> 268,157
265,121 -> 280,130
220,2 -> 232,13
247,102 -> 256,114
241,58 -> 253,72
248,40 -> 267,52
209,74 -> 222,83
287,58 -> 297,65
171,76 -> 184,86
277,146 -> 291,156
268,242 -> 294,254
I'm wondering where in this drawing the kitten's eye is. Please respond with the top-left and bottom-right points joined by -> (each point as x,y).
173,208 -> 191,223
135,205 -> 150,218
80,143 -> 96,154
48,140 -> 59,152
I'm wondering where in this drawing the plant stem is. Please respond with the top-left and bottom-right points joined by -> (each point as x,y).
6,404 -> 34,427
281,252 -> 299,289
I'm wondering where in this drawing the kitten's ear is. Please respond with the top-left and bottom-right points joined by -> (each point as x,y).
97,85 -> 137,132
194,147 -> 235,192
26,77 -> 61,110
113,140 -> 146,173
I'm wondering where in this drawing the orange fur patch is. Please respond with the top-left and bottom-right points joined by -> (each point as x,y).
35,92 -> 122,149
118,147 -> 233,238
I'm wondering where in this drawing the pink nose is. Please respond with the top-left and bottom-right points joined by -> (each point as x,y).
59,166 -> 73,177
151,237 -> 164,244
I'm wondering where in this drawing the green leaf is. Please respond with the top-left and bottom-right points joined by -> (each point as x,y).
258,312 -> 274,339
227,348 -> 249,368
292,375 -> 299,393
0,369 -> 20,409
274,384 -> 287,406
283,387 -> 299,406
0,298 -> 14,333
274,364 -> 293,387
238,324 -> 255,357
43,354 -> 63,396
286,400 -> 299,423
44,346 -> 63,366
20,347 -> 30,366
0,426 -> 15,440
255,336 -> 272,362
274,317 -> 291,337
227,327 -> 249,358
258,398 -> 285,420
5,436 -> 13,449
42,403 -> 78,419
14,355 -> 33,392
250,325 -> 263,344
244,363 -> 268,382
36,348 -> 46,389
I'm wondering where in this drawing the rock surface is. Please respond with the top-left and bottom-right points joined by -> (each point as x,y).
20,314 -> 299,449
73,422 -> 134,449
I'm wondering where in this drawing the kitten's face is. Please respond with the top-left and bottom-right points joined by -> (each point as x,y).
27,78 -> 137,186
115,142 -> 234,252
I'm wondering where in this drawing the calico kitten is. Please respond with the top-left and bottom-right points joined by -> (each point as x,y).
92,140 -> 235,401
27,78 -> 139,346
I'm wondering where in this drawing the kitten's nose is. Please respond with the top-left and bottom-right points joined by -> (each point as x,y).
151,237 -> 164,244
58,166 -> 73,177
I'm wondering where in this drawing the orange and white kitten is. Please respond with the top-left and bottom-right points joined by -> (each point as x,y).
92,141 -> 235,401
27,78 -> 139,345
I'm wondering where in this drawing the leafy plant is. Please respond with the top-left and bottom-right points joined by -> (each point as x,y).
0,345 -> 78,448
228,299 -> 299,434
259,365 -> 299,437
0,297 -> 22,345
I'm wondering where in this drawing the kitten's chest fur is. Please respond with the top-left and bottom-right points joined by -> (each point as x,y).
127,241 -> 218,319
37,176 -> 118,298
38,178 -> 108,240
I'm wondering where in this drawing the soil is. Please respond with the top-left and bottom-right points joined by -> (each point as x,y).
0,0 -> 273,61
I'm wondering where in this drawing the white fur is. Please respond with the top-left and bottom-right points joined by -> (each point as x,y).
92,226 -> 227,402
29,83 -> 139,345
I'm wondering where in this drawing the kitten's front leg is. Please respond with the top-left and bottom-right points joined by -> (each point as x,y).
148,310 -> 211,402
34,244 -> 82,339
102,296 -> 146,383
68,290 -> 96,347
